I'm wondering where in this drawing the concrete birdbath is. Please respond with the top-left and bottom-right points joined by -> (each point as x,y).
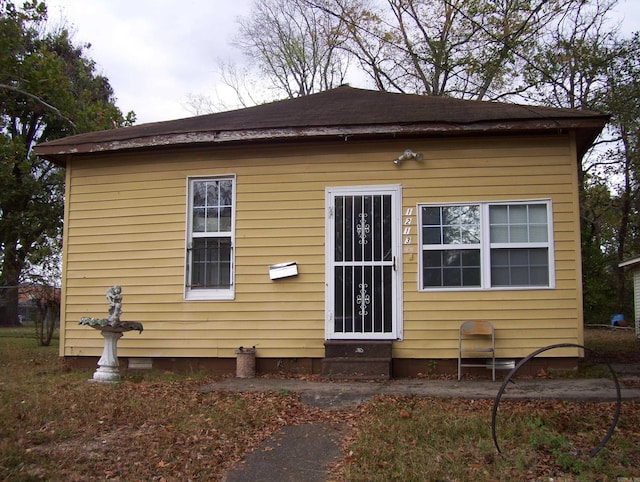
79,286 -> 143,383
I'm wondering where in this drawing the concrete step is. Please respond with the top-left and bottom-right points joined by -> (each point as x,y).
321,357 -> 391,380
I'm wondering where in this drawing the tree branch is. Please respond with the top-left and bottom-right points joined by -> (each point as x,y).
0,83 -> 76,130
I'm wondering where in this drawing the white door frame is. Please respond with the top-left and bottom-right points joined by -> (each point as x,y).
325,184 -> 403,340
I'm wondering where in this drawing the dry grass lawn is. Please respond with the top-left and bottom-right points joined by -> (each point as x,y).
1,325 -> 639,481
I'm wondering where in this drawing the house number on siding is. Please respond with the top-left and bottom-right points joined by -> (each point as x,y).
403,208 -> 415,253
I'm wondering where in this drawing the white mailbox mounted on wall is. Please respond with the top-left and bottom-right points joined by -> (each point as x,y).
269,262 -> 298,280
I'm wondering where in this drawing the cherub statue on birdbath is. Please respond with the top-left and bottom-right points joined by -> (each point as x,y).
80,285 -> 143,383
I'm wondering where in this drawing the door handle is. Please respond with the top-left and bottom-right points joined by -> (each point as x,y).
393,256 -> 396,271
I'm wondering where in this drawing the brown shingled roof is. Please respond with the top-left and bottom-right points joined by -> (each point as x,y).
35,85 -> 608,165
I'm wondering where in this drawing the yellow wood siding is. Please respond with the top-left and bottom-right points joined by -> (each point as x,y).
61,135 -> 583,359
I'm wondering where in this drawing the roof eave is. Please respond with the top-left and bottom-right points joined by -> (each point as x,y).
36,116 -> 608,166
620,256 -> 640,269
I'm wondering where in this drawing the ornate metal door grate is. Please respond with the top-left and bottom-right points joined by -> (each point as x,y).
333,194 -> 394,335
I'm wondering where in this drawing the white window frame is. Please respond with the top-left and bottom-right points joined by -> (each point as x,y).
418,199 -> 555,291
185,175 -> 236,300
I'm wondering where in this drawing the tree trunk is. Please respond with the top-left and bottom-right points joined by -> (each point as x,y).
0,246 -> 23,326
34,297 -> 59,346
0,285 -> 20,326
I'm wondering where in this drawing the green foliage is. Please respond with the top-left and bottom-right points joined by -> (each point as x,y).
0,0 -> 134,325
581,32 -> 640,318
581,179 -> 619,323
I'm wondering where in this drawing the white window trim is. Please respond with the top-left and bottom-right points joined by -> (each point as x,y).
418,199 -> 555,291
184,175 -> 236,301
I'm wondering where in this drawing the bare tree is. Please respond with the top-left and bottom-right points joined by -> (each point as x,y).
212,0 -> 622,105
188,0 -> 352,112
234,0 -> 350,99
520,0 -> 618,110
307,0 -> 619,101
28,285 -> 60,346
185,59 -> 272,113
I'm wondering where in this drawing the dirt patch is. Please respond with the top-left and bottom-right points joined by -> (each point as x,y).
584,327 -> 640,364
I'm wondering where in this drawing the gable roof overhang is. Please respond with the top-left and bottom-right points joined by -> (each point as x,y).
620,256 -> 640,270
34,86 -> 609,166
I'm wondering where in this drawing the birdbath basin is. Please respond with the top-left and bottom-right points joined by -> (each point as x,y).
79,286 -> 143,383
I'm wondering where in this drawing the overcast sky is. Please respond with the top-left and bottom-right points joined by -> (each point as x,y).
45,0 -> 256,123
45,0 -> 640,125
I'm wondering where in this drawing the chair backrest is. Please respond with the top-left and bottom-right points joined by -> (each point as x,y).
460,320 -> 493,336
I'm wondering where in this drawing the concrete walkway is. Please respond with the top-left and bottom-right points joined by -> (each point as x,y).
223,423 -> 345,482
206,372 -> 640,409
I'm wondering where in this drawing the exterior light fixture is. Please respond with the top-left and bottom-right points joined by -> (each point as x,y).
393,149 -> 423,165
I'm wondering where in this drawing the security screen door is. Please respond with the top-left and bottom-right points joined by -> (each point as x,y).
326,185 -> 402,340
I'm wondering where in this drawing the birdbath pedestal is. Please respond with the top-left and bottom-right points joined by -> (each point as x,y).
79,286 -> 143,383
89,326 -> 134,382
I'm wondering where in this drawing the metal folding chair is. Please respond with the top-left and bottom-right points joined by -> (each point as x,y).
458,320 -> 495,381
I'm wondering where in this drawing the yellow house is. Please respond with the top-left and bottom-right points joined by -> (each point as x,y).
35,86 -> 608,378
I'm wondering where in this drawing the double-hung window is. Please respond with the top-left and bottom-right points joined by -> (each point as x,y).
186,176 -> 235,300
419,200 -> 554,290
421,204 -> 482,288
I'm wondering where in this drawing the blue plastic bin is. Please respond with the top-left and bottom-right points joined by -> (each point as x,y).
611,314 -> 625,326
